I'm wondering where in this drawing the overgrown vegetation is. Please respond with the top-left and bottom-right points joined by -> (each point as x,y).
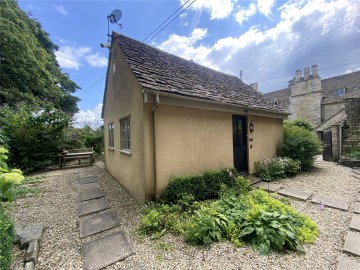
278,119 -> 322,170
256,157 -> 301,181
0,147 -> 25,269
345,147 -> 360,160
139,169 -> 318,255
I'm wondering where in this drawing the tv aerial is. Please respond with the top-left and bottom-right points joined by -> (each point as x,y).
102,9 -> 123,47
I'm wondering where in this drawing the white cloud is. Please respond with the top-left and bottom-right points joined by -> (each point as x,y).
73,103 -> 103,128
54,5 -> 68,16
55,45 -> 108,70
159,0 -> 359,92
85,53 -> 108,67
181,0 -> 235,19
235,3 -> 257,24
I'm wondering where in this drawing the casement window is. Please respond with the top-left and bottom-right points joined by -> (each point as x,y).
120,117 -> 131,151
108,123 -> 114,148
334,88 -> 346,96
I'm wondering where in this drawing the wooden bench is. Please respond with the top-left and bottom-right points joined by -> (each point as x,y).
58,148 -> 95,168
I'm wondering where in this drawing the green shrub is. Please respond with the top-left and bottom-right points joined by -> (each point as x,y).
279,122 -> 322,170
255,157 -> 301,181
284,119 -> 314,131
0,214 -> 14,270
345,147 -> 360,160
162,168 -> 238,203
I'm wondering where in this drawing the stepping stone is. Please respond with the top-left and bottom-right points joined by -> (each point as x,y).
350,215 -> 360,232
247,175 -> 261,185
343,231 -> 360,256
15,224 -> 44,248
253,181 -> 282,192
125,264 -> 145,270
78,176 -> 97,185
79,197 -> 111,216
82,231 -> 134,270
337,255 -> 360,270
78,182 -> 101,193
311,195 -> 350,211
79,189 -> 106,202
278,188 -> 312,201
80,210 -> 119,238
355,202 -> 360,214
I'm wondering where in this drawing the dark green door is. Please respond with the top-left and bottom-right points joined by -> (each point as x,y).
232,115 -> 247,172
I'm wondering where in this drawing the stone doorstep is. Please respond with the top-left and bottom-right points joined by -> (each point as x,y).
247,175 -> 262,185
350,215 -> 360,232
252,181 -> 282,192
355,202 -> 360,214
78,176 -> 98,185
78,182 -> 101,193
78,197 -> 111,217
277,188 -> 313,201
311,195 -> 350,211
79,210 -> 119,238
337,255 -> 360,270
343,231 -> 360,257
15,224 -> 44,248
79,189 -> 106,202
82,231 -> 134,270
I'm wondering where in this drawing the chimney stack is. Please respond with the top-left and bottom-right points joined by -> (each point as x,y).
311,64 -> 318,77
295,69 -> 301,82
304,67 -> 310,80
250,83 -> 258,91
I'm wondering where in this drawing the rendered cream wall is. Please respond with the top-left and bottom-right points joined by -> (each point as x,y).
154,105 -> 234,195
247,115 -> 284,173
103,43 -> 145,204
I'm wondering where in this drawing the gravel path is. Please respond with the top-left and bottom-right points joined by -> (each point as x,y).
9,161 -> 360,270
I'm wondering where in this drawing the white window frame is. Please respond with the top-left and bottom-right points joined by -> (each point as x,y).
120,117 -> 131,154
334,88 -> 346,96
108,123 -> 114,149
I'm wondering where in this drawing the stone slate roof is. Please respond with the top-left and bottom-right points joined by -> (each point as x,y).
113,33 -> 286,114
321,71 -> 360,104
264,70 -> 360,108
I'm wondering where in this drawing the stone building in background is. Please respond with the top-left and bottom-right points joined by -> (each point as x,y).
265,66 -> 360,161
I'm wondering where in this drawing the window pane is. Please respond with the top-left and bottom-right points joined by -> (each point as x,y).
120,117 -> 131,150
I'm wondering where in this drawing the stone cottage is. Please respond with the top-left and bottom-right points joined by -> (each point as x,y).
101,33 -> 288,204
265,66 -> 360,161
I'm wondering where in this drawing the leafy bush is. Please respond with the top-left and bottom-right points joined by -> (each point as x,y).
0,214 -> 14,270
256,157 -> 301,181
284,119 -> 314,131
345,147 -> 360,160
162,168 -> 238,203
279,121 -> 322,170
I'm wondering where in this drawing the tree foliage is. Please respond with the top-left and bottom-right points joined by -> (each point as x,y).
0,0 -> 80,114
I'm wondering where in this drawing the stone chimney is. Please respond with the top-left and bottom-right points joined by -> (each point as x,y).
250,83 -> 258,91
304,67 -> 310,80
311,64 -> 318,77
295,70 -> 301,82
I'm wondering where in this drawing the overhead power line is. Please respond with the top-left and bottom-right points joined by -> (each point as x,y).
78,73 -> 106,96
256,60 -> 360,83
242,10 -> 360,74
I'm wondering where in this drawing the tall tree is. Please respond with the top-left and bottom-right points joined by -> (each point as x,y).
0,0 -> 80,114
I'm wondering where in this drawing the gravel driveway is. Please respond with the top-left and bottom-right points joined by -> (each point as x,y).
9,160 -> 360,270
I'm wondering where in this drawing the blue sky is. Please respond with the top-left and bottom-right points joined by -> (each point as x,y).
19,0 -> 360,126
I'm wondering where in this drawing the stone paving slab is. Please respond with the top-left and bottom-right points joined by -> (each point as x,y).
78,182 -> 101,193
82,231 -> 134,270
15,224 -> 44,248
355,202 -> 360,214
79,189 -> 106,202
78,176 -> 97,185
350,215 -> 360,232
343,231 -> 360,256
247,175 -> 261,185
253,181 -> 282,192
337,255 -> 360,270
311,195 -> 350,211
80,210 -> 119,238
278,188 -> 313,201
79,197 -> 111,216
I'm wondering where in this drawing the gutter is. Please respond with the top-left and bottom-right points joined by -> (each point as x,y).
338,122 -> 343,162
143,88 -> 289,119
152,93 -> 159,199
